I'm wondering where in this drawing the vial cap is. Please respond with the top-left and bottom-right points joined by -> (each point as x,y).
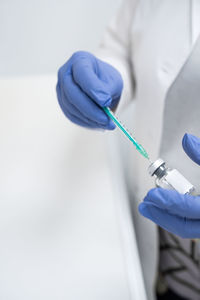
148,158 -> 165,176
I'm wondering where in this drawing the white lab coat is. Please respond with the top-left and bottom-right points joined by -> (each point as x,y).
98,0 -> 200,299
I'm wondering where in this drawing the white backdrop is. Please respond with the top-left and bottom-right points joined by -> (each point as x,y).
0,76 -> 133,300
0,1 -> 146,299
0,0 -> 121,76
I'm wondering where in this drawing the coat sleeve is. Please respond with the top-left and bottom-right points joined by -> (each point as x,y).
96,0 -> 139,111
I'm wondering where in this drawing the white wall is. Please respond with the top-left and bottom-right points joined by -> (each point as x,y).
0,1 -> 147,299
0,0 -> 121,77
0,75 -> 134,300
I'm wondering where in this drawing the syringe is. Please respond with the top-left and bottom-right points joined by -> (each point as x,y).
103,107 -> 149,160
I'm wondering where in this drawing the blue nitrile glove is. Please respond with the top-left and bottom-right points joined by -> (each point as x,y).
139,133 -> 200,239
56,51 -> 123,129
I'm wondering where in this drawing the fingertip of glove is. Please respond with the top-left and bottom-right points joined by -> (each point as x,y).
138,203 -> 150,218
89,90 -> 112,107
182,133 -> 200,165
182,133 -> 190,150
101,97 -> 112,107
104,121 -> 116,131
182,133 -> 198,149
146,187 -> 159,198
144,188 -> 165,205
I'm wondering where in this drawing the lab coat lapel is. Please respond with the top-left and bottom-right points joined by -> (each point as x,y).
154,0 -> 200,161
124,2 -> 200,300
192,0 -> 200,44
128,4 -> 200,299
131,0 -> 194,195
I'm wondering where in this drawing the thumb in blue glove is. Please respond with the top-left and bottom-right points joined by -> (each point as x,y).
56,51 -> 123,129
139,133 -> 200,238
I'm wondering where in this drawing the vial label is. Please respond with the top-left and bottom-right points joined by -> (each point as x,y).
165,169 -> 194,194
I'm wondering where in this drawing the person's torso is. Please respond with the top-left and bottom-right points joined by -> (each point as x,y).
125,1 -> 200,299
158,30 -> 200,300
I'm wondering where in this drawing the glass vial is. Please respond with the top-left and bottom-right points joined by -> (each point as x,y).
148,158 -> 195,195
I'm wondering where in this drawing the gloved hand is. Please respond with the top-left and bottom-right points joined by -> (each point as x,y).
56,51 -> 123,129
139,133 -> 200,239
